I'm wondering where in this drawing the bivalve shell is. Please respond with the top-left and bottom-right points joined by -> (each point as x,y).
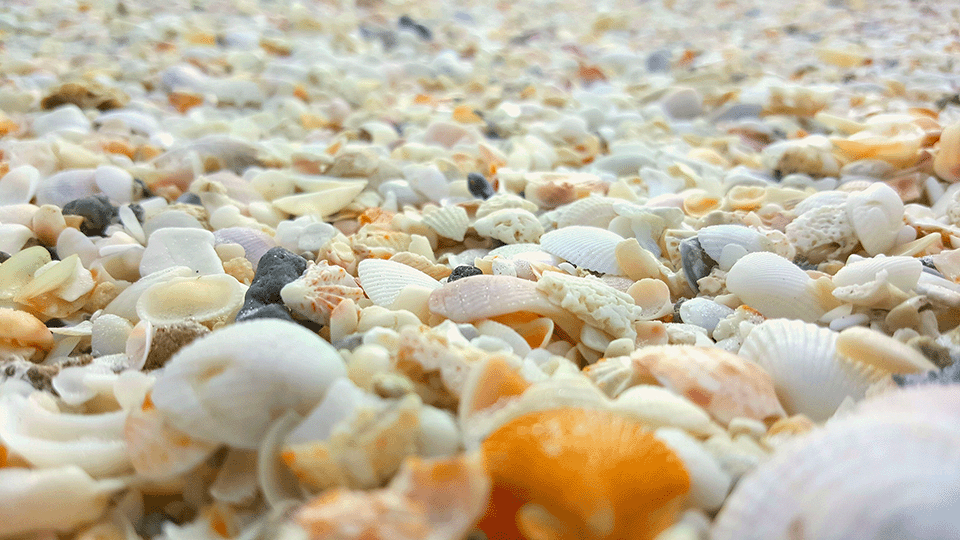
726,252 -> 831,323
136,274 -> 247,328
697,225 -> 773,271
357,258 -> 442,307
281,261 -> 366,325
421,204 -> 470,242
845,182 -> 905,255
540,225 -> 624,275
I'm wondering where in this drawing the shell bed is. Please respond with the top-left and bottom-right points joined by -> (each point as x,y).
0,0 -> 959,538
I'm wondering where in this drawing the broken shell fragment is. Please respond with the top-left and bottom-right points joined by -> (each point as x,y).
136,273 -> 247,328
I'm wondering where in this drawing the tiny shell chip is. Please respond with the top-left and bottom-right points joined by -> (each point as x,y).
281,261 -> 365,325
539,225 -> 624,275
272,180 -> 367,217
472,208 -> 544,244
357,258 -> 441,307
136,274 -> 247,328
421,204 -> 469,242
151,319 -> 347,449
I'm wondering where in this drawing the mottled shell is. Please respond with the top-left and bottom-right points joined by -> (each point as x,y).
281,261 -> 365,325
472,208 -> 544,244
539,225 -> 624,275
696,225 -> 773,271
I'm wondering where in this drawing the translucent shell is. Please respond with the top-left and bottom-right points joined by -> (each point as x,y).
478,407 -> 690,540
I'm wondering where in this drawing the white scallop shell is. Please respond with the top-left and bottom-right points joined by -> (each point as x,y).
539,225 -> 624,275
0,466 -> 124,538
136,274 -> 247,328
555,195 -> 619,229
150,319 -> 347,449
421,204 -> 469,242
712,391 -> 960,540
357,258 -> 442,307
726,252 -> 827,322
845,182 -> 905,255
832,255 -> 921,292
697,225 -> 772,271
738,318 -> 883,421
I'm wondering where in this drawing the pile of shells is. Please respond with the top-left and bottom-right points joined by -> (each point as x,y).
1,0 -> 960,538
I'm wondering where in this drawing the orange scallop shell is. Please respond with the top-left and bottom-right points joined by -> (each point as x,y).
478,407 -> 690,540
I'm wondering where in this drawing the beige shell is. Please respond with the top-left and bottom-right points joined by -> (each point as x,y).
472,208 -> 544,244
389,251 -> 452,280
844,182 -> 904,255
272,179 -> 367,217
585,345 -> 785,425
14,254 -> 95,319
421,204 -> 469,242
475,193 -> 539,219
136,274 -> 247,328
555,195 -> 619,229
539,225 -> 623,275
934,120 -> 960,182
611,385 -> 724,437
281,261 -> 365,325
785,202 -> 860,263
536,271 -> 652,340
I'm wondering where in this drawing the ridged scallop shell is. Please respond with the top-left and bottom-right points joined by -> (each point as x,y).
611,385 -> 724,438
281,261 -> 366,325
136,274 -> 247,328
213,227 -> 278,270
697,225 -> 772,271
712,388 -> 960,540
389,251 -> 452,280
555,195 -> 619,229
832,255 -> 921,291
357,258 -> 442,307
150,319 -> 347,449
738,319 -> 884,421
844,182 -> 904,255
726,252 -> 830,323
421,204 -> 469,242
539,225 -> 624,275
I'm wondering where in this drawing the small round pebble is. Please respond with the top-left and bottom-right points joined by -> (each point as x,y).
62,195 -> 116,236
467,172 -> 494,200
448,265 -> 483,282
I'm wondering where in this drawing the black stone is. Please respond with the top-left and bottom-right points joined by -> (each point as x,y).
62,195 -> 116,236
45,318 -> 66,328
893,362 -> 960,388
176,192 -> 203,206
448,265 -> 483,282
128,203 -> 146,223
679,237 -> 716,293
467,172 -> 494,199
0,251 -> 9,264
235,302 -> 296,323
398,15 -> 432,41
255,246 -> 308,279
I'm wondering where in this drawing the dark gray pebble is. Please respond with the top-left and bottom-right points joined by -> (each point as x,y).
398,15 -> 432,41
893,361 -> 960,388
62,194 -> 116,236
467,172 -> 494,199
235,302 -> 296,323
449,265 -> 483,282
679,237 -> 716,293
176,192 -> 203,206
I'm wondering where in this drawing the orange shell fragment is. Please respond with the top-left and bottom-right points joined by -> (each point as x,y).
479,408 -> 690,540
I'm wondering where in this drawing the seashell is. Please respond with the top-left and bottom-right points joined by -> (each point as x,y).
358,258 -> 441,308
626,278 -> 673,320
140,227 -> 224,277
472,208 -> 544,244
589,346 -> 785,425
150,319 -> 347,449
123,394 -> 218,480
136,274 -> 247,328
0,223 -> 34,254
93,165 -> 135,204
844,182 -> 904,255
477,407 -> 690,540
0,393 -> 130,477
34,169 -> 99,208
213,227 -> 277,271
389,251 -> 451,280
555,195 -> 619,229
712,392 -> 960,540
421,204 -> 469,242
654,427 -> 732,512
539,225 -> 623,275
475,192 -> 539,219
832,255 -> 921,291
282,261 -> 366,325
786,202 -> 860,263
738,319 -> 885,421
523,171 -> 607,209
272,179 -> 367,217
15,254 -> 95,319
836,326 -> 938,374
0,466 -> 125,537
679,236 -> 714,292
696,225 -> 772,271
476,319 -> 533,357
281,378 -> 421,491
678,298 -> 734,337
0,307 -> 54,361
934,120 -> 960,182
294,453 -> 490,540
0,165 -> 40,205
91,314 -> 133,357
726,252 -> 832,323
611,385 -> 724,437
537,271 -> 653,340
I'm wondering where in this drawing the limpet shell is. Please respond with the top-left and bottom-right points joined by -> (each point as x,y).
539,225 -> 624,275
150,319 -> 347,449
136,274 -> 247,328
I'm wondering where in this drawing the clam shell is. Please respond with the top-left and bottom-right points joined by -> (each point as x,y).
213,227 -> 278,270
712,390 -> 960,540
539,225 -> 624,275
136,274 -> 247,328
357,258 -> 441,307
555,195 -> 619,229
697,225 -> 772,271
150,319 -> 347,449
832,255 -> 921,291
726,252 -> 828,323
738,319 -> 884,421
272,179 -> 367,217
421,204 -> 470,242
140,227 -> 223,276
845,182 -> 904,255
102,265 -> 196,322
